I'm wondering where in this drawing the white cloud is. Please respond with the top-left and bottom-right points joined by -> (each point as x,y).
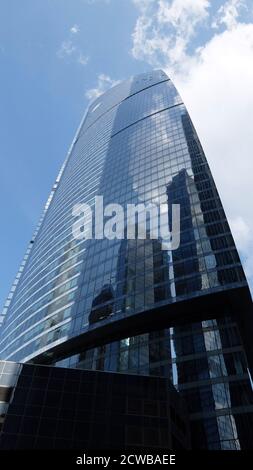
57,40 -> 76,58
70,24 -> 80,34
229,217 -> 251,253
212,0 -> 247,30
57,27 -> 89,66
131,0 -> 253,292
131,0 -> 210,73
78,53 -> 89,65
229,216 -> 253,281
85,74 -> 121,100
157,0 -> 210,31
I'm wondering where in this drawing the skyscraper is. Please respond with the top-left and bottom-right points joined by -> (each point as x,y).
1,70 -> 253,449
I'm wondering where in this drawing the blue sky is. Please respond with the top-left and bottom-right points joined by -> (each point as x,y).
1,0 -> 253,307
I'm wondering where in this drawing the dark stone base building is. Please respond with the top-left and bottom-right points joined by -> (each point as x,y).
0,361 -> 190,450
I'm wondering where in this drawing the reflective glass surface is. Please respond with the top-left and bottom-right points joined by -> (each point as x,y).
0,70 -> 248,362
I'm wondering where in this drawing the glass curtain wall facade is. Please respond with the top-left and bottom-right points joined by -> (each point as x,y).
0,70 -> 252,449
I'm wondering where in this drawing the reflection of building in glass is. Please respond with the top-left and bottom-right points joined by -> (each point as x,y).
89,284 -> 114,325
0,71 -> 253,449
167,169 -> 203,295
115,237 -> 170,314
